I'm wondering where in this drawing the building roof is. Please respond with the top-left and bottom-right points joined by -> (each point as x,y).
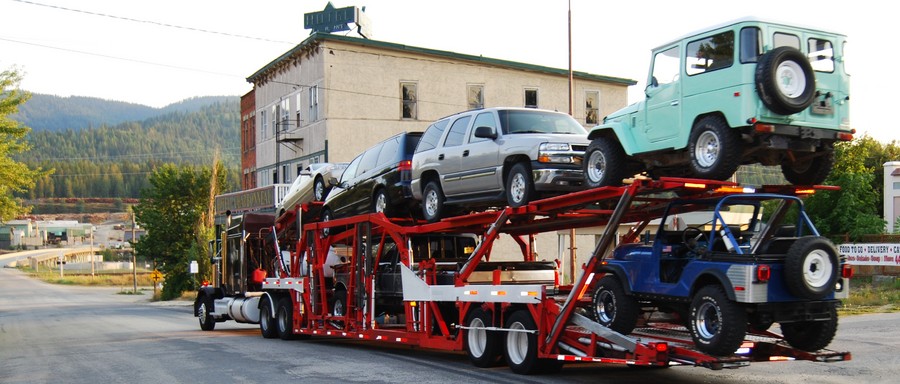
247,32 -> 637,87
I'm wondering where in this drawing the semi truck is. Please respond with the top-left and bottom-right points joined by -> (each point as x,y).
195,177 -> 851,374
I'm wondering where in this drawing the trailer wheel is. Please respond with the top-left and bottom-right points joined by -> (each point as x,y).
198,299 -> 215,331
276,298 -> 298,340
504,310 -> 551,375
465,307 -> 501,367
506,163 -> 535,207
332,289 -> 347,317
781,302 -> 839,351
259,298 -> 278,339
591,276 -> 639,335
584,137 -> 628,188
688,285 -> 747,356
688,115 -> 742,181
784,236 -> 839,300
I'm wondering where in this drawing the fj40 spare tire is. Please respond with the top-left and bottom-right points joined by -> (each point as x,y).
755,46 -> 816,115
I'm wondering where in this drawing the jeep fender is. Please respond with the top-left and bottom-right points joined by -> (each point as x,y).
596,265 -> 634,295
689,269 -> 737,301
586,123 -> 641,156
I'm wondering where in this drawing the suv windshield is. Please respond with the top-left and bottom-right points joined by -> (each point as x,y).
498,110 -> 587,135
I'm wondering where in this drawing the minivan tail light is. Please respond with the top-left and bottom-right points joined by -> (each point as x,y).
398,160 -> 412,171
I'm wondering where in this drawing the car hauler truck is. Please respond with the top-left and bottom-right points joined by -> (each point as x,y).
195,177 -> 851,374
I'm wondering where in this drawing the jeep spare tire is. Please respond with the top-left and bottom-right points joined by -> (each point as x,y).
784,236 -> 839,300
755,46 -> 816,115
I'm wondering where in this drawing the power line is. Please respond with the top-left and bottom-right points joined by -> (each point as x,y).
12,0 -> 295,45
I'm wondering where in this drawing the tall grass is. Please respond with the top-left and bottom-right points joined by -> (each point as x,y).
840,276 -> 900,314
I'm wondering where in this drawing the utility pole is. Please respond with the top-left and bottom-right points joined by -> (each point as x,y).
132,211 -> 137,294
90,227 -> 95,279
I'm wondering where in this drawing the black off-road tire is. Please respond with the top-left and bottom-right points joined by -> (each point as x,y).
756,46 -> 817,115
688,285 -> 747,356
781,302 -> 839,351
584,137 -> 629,188
781,151 -> 835,185
784,236 -> 839,300
591,276 -> 639,335
688,115 -> 742,181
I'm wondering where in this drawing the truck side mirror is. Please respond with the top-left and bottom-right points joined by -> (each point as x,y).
474,126 -> 497,140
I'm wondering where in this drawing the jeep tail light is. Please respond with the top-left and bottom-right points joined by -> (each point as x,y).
754,123 -> 776,133
398,160 -> 412,172
756,265 -> 771,282
842,264 -> 854,279
836,132 -> 854,141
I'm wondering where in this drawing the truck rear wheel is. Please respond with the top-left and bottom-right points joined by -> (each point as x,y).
688,285 -> 747,356
465,307 -> 501,368
784,236 -> 839,300
259,298 -> 278,339
688,116 -> 742,181
781,302 -> 838,351
591,276 -> 639,335
276,298 -> 298,340
198,299 -> 216,331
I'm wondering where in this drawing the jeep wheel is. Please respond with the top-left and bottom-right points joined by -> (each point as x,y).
506,163 -> 535,207
781,302 -> 838,351
591,276 -> 639,335
688,116 -> 742,181
584,137 -> 628,188
756,46 -> 816,115
689,285 -> 747,356
781,151 -> 835,185
422,180 -> 445,223
784,236 -> 839,300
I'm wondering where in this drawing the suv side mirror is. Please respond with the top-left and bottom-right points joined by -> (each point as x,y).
474,126 -> 497,140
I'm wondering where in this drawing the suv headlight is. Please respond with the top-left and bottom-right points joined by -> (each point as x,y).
538,142 -> 575,163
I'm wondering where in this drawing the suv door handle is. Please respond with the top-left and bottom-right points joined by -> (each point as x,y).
438,154 -> 444,160
670,100 -> 679,106
463,150 -> 470,157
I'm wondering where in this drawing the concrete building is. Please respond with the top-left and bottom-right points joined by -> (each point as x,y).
885,162 -> 900,233
245,32 -> 635,189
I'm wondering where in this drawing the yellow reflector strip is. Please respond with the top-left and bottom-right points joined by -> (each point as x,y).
464,290 -> 478,295
520,291 -> 538,297
491,291 -> 507,296
685,183 -> 706,189
795,189 -> 815,195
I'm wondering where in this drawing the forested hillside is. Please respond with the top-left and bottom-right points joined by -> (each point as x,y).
15,99 -> 241,199
12,93 -> 235,132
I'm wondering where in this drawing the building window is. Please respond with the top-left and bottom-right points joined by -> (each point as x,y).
279,99 -> 290,131
467,84 -> 484,109
260,109 -> 268,139
271,105 -> 277,136
524,88 -> 538,108
585,91 -> 600,125
401,82 -> 417,119
309,86 -> 319,122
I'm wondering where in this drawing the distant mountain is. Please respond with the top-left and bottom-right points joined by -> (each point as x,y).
11,93 -> 237,132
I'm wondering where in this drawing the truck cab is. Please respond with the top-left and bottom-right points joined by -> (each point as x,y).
584,18 -> 852,187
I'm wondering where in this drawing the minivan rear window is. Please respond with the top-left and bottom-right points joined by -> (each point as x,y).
416,120 -> 449,153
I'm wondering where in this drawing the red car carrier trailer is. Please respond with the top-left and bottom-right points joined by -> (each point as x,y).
195,177 -> 851,374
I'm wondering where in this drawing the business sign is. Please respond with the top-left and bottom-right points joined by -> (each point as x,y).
839,243 -> 900,266
304,2 -> 357,33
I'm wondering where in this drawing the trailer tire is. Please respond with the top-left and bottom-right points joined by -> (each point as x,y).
781,302 -> 838,351
276,298 -> 298,340
591,276 -> 639,335
784,236 -> 839,300
504,309 -> 562,374
332,289 -> 347,317
688,285 -> 747,356
259,298 -> 278,339
465,307 -> 502,368
198,299 -> 216,331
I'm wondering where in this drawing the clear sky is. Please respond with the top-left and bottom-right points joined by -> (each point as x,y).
0,0 -> 894,143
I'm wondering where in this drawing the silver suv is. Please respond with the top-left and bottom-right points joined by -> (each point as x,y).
411,107 -> 589,222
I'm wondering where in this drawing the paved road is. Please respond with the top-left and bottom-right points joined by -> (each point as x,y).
1,265 -> 898,383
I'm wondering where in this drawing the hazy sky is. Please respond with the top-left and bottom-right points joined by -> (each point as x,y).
1,0 -> 894,143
